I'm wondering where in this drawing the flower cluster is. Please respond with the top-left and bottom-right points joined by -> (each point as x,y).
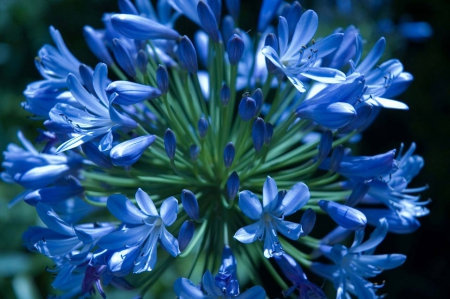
3,0 -> 429,298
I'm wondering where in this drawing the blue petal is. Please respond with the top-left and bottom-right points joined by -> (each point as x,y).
110,135 -> 156,166
283,10 -> 318,60
234,221 -> 263,243
173,277 -> 207,299
36,203 -> 75,236
108,246 -> 140,277
67,74 -> 108,115
350,218 -> 388,253
278,16 -> 289,56
263,176 -> 278,212
55,134 -> 98,154
356,37 -> 386,74
92,63 -> 109,106
300,67 -> 346,84
357,254 -> 406,270
111,14 -> 180,40
238,190 -> 263,220
107,194 -> 147,224
274,182 -> 309,216
160,196 -> 178,226
14,164 -> 70,189
273,218 -> 302,240
202,270 -> 223,297
159,227 -> 180,257
236,286 -> 267,299
135,188 -> 158,216
98,225 -> 149,249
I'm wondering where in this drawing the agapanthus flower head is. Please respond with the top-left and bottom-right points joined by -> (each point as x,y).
4,0 -> 429,298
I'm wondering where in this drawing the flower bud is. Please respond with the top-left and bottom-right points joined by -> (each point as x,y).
225,0 -> 240,21
178,220 -> 195,251
137,50 -> 148,74
227,34 -> 244,65
164,129 -> 177,160
300,208 -> 316,236
264,123 -> 273,145
238,96 -> 256,121
190,144 -> 199,161
156,65 -> 169,94
223,142 -> 235,168
181,189 -> 200,220
178,36 -> 198,74
252,117 -> 266,152
197,1 -> 220,43
110,135 -> 156,167
252,88 -> 263,113
221,15 -> 235,48
226,171 -> 240,200
318,200 -> 367,231
82,142 -> 113,169
107,81 -> 161,105
220,83 -> 231,106
24,183 -> 84,206
318,131 -> 333,162
112,38 -> 136,78
111,14 -> 180,40
14,165 -> 71,189
197,117 -> 209,138
264,33 -> 279,73
83,26 -> 114,66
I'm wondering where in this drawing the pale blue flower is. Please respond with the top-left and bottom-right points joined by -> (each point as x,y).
234,176 -> 310,258
262,10 -> 346,92
97,188 -> 180,273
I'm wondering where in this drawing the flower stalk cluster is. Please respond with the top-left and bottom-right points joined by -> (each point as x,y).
2,0 -> 429,298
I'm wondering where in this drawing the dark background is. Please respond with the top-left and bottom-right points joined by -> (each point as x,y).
0,0 -> 449,298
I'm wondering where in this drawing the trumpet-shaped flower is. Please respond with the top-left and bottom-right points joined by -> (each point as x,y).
311,219 -> 406,299
97,188 -> 180,273
262,10 -> 346,92
234,176 -> 310,258
49,63 -> 138,153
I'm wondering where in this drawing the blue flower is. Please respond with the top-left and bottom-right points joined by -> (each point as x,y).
173,246 -> 266,299
311,219 -> 406,299
262,10 -> 345,92
234,176 -> 310,258
274,253 -> 326,299
1,131 -> 84,207
357,143 -> 429,233
49,63 -> 137,153
97,188 -> 180,273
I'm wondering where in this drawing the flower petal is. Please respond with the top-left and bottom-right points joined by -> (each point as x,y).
263,176 -> 278,212
173,278 -> 207,299
135,188 -> 158,216
160,196 -> 178,226
274,182 -> 310,216
238,190 -> 262,220
107,194 -> 147,224
159,228 -> 180,257
234,221 -> 263,243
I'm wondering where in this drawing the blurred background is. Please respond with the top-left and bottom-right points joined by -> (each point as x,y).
0,0 -> 449,298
